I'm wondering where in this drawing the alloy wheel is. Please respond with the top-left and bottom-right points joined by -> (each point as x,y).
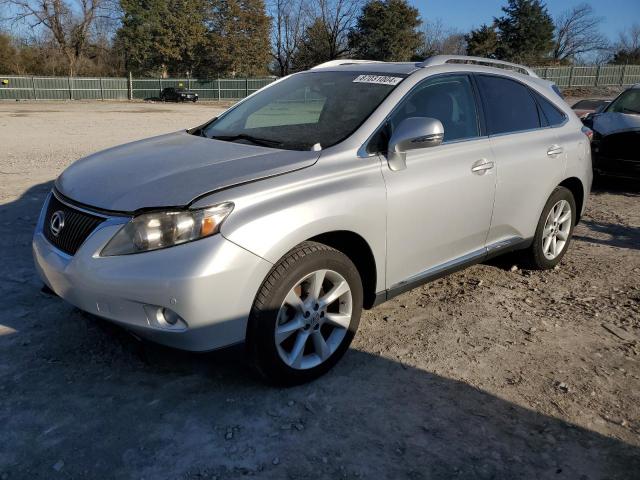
542,199 -> 572,260
275,269 -> 352,370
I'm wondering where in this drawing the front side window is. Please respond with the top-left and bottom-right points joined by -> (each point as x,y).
606,89 -> 640,115
477,75 -> 540,135
201,71 -> 404,150
388,74 -> 480,143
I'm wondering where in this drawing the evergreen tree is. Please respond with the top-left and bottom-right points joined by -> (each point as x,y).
116,0 -> 206,76
494,0 -> 554,64
348,0 -> 423,62
466,24 -> 499,58
200,0 -> 271,77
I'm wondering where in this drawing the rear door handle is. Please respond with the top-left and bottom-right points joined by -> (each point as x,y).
547,145 -> 564,157
471,158 -> 494,175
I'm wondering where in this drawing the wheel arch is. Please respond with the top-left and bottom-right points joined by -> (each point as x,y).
558,177 -> 585,223
308,230 -> 378,310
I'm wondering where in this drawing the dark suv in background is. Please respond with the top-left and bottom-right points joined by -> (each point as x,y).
160,87 -> 198,102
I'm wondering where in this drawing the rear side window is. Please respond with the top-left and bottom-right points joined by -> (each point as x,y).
551,84 -> 564,99
533,92 -> 566,127
476,75 -> 540,135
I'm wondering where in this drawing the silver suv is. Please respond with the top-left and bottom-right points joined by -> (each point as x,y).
33,56 -> 592,384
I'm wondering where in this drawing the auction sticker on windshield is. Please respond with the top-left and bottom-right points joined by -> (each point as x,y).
353,75 -> 403,85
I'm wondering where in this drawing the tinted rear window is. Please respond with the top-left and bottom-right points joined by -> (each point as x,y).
551,84 -> 564,99
534,92 -> 566,127
476,75 -> 540,135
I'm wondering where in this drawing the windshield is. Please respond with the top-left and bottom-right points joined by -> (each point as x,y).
200,71 -> 405,150
606,89 -> 640,115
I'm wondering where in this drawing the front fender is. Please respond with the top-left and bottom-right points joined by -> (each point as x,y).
194,155 -> 388,293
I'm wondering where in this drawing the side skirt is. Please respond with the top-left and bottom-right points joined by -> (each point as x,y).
371,237 -> 531,307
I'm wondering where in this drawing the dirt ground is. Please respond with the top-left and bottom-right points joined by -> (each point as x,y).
0,101 -> 639,479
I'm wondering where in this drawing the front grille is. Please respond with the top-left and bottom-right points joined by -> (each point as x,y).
43,194 -> 105,255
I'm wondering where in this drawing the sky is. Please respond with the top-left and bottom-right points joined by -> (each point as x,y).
414,0 -> 640,42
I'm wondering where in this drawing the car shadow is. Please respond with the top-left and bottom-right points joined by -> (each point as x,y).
1,182 -> 639,479
573,220 -> 640,251
592,175 -> 640,195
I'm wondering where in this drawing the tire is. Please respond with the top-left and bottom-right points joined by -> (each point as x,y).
521,186 -> 576,270
247,241 -> 363,386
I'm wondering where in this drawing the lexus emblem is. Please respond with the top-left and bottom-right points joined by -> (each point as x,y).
50,211 -> 65,237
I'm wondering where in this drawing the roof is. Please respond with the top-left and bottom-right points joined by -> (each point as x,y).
311,55 -> 539,78
310,60 -> 421,75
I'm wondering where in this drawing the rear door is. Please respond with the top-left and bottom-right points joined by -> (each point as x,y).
475,74 -> 568,246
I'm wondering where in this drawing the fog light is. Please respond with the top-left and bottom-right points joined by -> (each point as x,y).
144,305 -> 187,330
161,307 -> 179,325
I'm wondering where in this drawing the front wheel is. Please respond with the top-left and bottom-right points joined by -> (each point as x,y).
522,186 -> 576,269
247,241 -> 363,385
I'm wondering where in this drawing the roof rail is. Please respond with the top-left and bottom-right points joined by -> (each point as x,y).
418,55 -> 538,77
311,59 -> 383,69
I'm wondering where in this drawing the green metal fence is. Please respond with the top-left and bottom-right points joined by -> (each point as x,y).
1,66 -> 639,101
0,75 -> 275,100
532,65 -> 640,88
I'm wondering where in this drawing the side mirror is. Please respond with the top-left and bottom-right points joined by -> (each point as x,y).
387,117 -> 444,171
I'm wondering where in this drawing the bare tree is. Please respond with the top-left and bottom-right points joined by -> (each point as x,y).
552,3 -> 608,63
420,19 -> 466,57
611,23 -> 640,64
290,0 -> 360,70
1,0 -> 108,75
309,0 -> 360,59
270,0 -> 306,76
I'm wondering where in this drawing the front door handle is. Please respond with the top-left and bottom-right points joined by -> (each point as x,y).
547,145 -> 564,157
471,158 -> 494,175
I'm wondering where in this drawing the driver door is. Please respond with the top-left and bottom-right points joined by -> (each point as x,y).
380,74 -> 497,289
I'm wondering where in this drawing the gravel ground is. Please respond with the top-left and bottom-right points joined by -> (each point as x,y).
0,101 -> 639,479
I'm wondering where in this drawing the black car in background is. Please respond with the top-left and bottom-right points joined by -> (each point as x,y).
571,99 -> 610,119
160,87 -> 198,102
583,84 -> 640,180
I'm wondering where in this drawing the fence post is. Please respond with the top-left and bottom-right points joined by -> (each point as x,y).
620,64 -> 628,86
568,66 -> 574,88
245,78 -> 249,97
128,72 -> 133,100
68,77 -> 73,100
32,76 -> 37,100
159,77 -> 162,96
99,77 -> 104,101
217,78 -> 221,101
595,65 -> 601,87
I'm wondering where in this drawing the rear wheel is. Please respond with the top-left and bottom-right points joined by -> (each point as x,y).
521,186 -> 576,269
247,241 -> 362,385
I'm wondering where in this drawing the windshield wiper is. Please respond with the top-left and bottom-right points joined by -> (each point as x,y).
622,107 -> 640,115
210,133 -> 284,148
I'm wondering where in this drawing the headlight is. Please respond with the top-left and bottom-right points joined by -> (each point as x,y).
101,202 -> 233,256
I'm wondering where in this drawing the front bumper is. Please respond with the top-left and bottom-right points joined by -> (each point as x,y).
33,193 -> 273,351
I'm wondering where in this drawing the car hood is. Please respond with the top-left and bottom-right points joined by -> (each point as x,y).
592,112 -> 640,136
56,131 -> 320,212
